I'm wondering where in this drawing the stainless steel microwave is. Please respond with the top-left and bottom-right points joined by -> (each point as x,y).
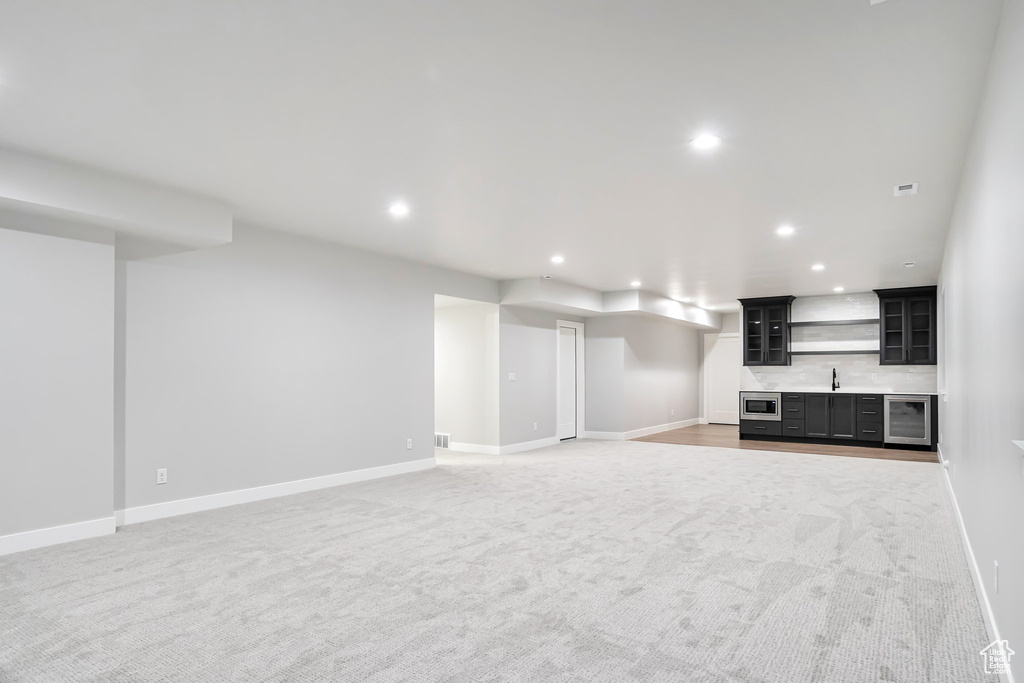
740,392 -> 782,421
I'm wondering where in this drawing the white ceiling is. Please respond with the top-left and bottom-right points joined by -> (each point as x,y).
0,0 -> 1002,309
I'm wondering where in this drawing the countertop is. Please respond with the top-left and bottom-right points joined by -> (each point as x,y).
743,388 -> 938,395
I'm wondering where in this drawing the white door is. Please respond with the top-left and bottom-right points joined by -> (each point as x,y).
705,334 -> 741,425
557,325 -> 578,440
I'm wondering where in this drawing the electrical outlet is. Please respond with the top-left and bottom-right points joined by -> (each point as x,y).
799,373 -> 805,381
406,438 -> 412,450
670,409 -> 675,417
156,468 -> 167,485
533,422 -> 538,431
907,371 -> 914,380
871,372 -> 878,380
755,372 -> 761,380
508,372 -> 516,382
994,561 -> 999,593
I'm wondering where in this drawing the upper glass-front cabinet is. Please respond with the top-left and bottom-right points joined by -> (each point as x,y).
874,286 -> 937,366
739,296 -> 795,366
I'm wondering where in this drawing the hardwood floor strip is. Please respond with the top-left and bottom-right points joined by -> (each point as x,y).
632,423 -> 938,463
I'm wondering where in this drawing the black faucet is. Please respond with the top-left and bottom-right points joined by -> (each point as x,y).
832,368 -> 840,391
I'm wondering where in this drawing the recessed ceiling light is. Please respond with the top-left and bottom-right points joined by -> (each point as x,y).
387,200 -> 410,219
776,225 -> 795,237
630,280 -> 642,288
550,255 -> 564,264
904,261 -> 916,268
689,134 -> 722,150
543,275 -> 553,280
834,286 -> 845,293
811,264 -> 825,271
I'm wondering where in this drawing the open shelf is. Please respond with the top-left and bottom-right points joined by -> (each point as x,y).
790,350 -> 879,356
789,318 -> 879,327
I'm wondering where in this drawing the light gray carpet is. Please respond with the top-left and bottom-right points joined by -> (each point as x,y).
1,440 -> 989,682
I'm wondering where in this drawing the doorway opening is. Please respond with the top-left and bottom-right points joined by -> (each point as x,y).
434,295 -> 500,454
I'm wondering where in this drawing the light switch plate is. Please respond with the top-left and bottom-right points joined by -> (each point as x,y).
508,372 -> 516,382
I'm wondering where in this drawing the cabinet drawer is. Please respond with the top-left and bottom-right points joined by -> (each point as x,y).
782,403 -> 805,419
740,420 -> 782,436
857,424 -> 883,442
782,419 -> 805,437
856,406 -> 883,423
782,392 -> 804,402
857,394 -> 883,405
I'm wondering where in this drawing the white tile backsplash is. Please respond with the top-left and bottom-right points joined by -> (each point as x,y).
740,291 -> 937,393
741,358 -> 937,393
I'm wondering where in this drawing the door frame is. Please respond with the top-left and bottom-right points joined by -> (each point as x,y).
556,320 -> 585,440
703,332 -> 740,425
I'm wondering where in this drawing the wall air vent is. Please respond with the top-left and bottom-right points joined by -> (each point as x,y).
894,183 -> 918,197
434,433 -> 451,449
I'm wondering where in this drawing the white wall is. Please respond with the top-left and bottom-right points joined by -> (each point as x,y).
498,307 -> 583,446
123,225 -> 496,509
0,227 -> 114,536
586,315 -> 700,435
585,319 -> 626,434
434,301 -> 499,448
938,0 -> 1024,650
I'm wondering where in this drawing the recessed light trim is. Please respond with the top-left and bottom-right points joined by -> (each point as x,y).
630,281 -> 642,288
776,225 -> 795,237
550,255 -> 565,264
811,264 -> 825,271
689,134 -> 722,150
833,286 -> 845,293
904,261 -> 916,268
387,200 -> 410,219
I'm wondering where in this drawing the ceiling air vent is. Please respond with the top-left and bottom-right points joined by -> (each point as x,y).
434,433 -> 451,449
894,183 -> 918,197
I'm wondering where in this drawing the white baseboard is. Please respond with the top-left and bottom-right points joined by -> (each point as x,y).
449,442 -> 501,456
584,418 -> 699,441
942,465 -> 1011,682
582,430 -> 625,440
0,516 -> 116,557
117,458 -> 436,526
699,418 -> 709,425
498,436 -> 560,455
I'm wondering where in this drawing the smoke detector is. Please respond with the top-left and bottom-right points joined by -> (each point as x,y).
894,182 -> 918,197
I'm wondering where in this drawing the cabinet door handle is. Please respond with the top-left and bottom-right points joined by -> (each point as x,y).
862,411 -> 876,415
787,408 -> 799,412
755,425 -> 766,430
787,426 -> 799,430
863,429 -> 876,434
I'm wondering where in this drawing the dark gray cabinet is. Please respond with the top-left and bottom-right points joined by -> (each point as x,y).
874,286 -> 937,365
740,391 -> 937,452
829,394 -> 857,439
805,394 -> 830,438
739,296 -> 795,366
804,393 -> 856,439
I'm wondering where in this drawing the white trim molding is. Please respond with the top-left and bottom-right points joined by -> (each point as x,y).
0,516 -> 116,557
942,466 -> 1011,682
498,436 -> 561,455
584,418 -> 699,441
116,458 -> 436,526
449,442 -> 501,456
